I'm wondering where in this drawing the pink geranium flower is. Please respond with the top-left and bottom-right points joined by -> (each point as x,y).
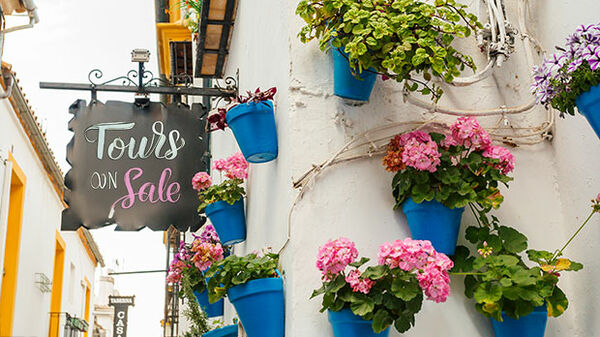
483,145 -> 515,174
378,238 -> 453,303
192,172 -> 212,191
345,269 -> 375,294
316,237 -> 358,281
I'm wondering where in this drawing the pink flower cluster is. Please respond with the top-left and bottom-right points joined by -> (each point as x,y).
402,137 -> 442,173
482,145 -> 515,175
378,238 -> 453,303
192,172 -> 212,191
191,240 -> 224,272
316,237 -> 358,281
383,131 -> 442,173
166,258 -> 185,284
445,117 -> 492,150
214,152 -> 249,180
166,241 -> 191,284
345,269 -> 375,294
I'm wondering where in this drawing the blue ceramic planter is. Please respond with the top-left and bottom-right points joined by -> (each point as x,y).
204,199 -> 246,246
226,101 -> 278,163
328,309 -> 390,337
491,306 -> 548,337
228,277 -> 284,337
575,83 -> 600,140
332,47 -> 377,101
193,289 -> 224,318
203,325 -> 238,337
401,199 -> 465,255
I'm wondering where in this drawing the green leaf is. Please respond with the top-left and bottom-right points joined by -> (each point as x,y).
351,298 -> 375,316
498,226 -> 528,253
372,309 -> 393,333
349,257 -> 371,268
391,278 -> 420,301
362,265 -> 387,280
474,283 -> 502,304
511,269 -> 538,287
464,275 -> 478,298
451,246 -> 474,272
547,287 -> 568,317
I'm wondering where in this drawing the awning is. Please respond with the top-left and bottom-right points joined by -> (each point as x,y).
0,0 -> 27,15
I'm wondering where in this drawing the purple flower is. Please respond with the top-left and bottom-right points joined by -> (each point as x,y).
568,58 -> 584,73
199,224 -> 220,244
583,45 -> 600,70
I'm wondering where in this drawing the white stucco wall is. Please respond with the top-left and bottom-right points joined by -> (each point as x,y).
0,96 -> 98,336
205,1 -> 600,337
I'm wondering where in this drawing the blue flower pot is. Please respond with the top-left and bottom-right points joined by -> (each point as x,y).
491,306 -> 548,337
575,83 -> 600,140
401,199 -> 465,255
226,101 -> 278,163
228,277 -> 284,337
204,199 -> 246,246
332,47 -> 377,101
203,325 -> 238,337
193,289 -> 224,318
328,309 -> 390,337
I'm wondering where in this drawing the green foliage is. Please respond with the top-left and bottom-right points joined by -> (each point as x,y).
550,60 -> 600,117
311,260 -> 424,334
205,252 -> 280,303
392,135 -> 512,211
452,216 -> 583,321
296,0 -> 482,101
180,271 -> 210,336
198,178 -> 245,212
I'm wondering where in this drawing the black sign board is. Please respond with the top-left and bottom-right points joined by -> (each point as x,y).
109,296 -> 135,337
62,100 -> 208,231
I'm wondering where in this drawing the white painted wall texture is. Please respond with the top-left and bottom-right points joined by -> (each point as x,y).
204,1 -> 600,336
0,97 -> 98,336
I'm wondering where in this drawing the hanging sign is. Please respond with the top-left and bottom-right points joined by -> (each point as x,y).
109,295 -> 135,337
62,100 -> 208,231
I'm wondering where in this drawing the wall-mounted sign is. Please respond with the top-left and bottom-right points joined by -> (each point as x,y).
62,100 -> 208,231
109,295 -> 135,337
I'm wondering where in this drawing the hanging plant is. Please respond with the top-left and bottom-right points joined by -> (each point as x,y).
193,153 -> 249,245
296,0 -> 482,101
166,225 -> 228,330
207,88 -> 279,163
452,196 -> 600,336
383,117 -> 515,255
311,237 -> 453,335
531,23 -> 600,140
205,251 -> 284,337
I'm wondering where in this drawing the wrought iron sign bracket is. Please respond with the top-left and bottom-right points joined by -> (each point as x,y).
39,49 -> 239,106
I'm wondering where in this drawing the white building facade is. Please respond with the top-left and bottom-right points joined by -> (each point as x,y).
0,63 -> 104,337
198,1 -> 600,337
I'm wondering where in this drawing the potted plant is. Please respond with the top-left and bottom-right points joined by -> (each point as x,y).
297,0 -> 481,102
531,23 -> 600,140
452,195 -> 600,337
193,153 -> 248,245
173,0 -> 202,35
166,225 -> 227,320
205,251 -> 284,337
382,117 -> 515,255
208,87 -> 278,163
312,237 -> 453,336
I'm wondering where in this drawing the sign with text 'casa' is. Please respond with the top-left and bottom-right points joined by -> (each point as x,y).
109,295 -> 135,337
62,100 -> 207,231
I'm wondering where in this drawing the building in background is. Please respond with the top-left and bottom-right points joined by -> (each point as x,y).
0,53 -> 104,337
92,273 -> 121,337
